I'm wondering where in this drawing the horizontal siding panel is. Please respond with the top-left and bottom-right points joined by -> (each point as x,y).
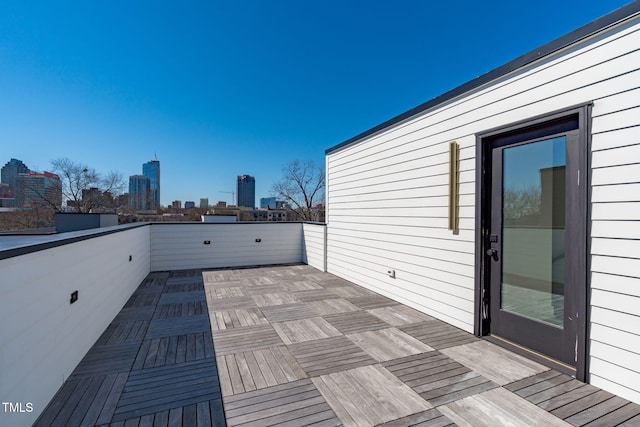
329,221 -> 476,242
592,125 -> 640,151
327,237 -> 474,277
591,220 -> 640,239
591,306 -> 640,334
330,227 -> 474,253
590,323 -> 640,354
591,289 -> 640,318
591,143 -> 640,168
592,87 -> 640,117
592,184 -> 640,202
592,255 -> 640,277
591,106 -> 640,134
590,341 -> 640,377
591,237 -> 640,258
592,272 -> 640,297
330,194 -> 475,209
329,232 -> 472,265
591,202 -> 640,219
592,164 -> 640,186
328,216 -> 476,230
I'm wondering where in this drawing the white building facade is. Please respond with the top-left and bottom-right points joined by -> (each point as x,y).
325,3 -> 640,404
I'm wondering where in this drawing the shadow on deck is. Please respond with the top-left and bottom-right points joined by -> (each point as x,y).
36,265 -> 640,426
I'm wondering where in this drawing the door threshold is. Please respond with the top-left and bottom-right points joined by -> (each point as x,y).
484,335 -> 577,378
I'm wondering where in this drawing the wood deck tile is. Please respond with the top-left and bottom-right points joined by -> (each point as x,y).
209,308 -> 269,330
375,408 -> 455,427
565,396 -> 633,426
441,340 -> 549,386
95,320 -> 150,345
154,300 -> 207,319
345,294 -> 400,310
368,305 -> 435,326
288,336 -> 377,377
145,313 -> 210,339
207,296 -> 257,311
251,292 -> 301,306
158,290 -> 206,305
322,310 -> 391,334
439,387 -> 571,426
224,378 -> 340,427
133,331 -> 214,369
234,284 -> 285,295
307,298 -> 360,315
328,285 -> 375,298
347,328 -> 433,362
112,359 -> 222,421
217,346 -> 307,396
212,324 -> 284,355
124,292 -> 161,308
165,282 -> 204,293
68,342 -> 140,379
208,287 -> 245,299
260,303 -> 320,323
292,289 -> 339,302
383,351 -> 498,406
313,365 -> 432,426
400,321 -> 480,349
272,317 -> 342,344
282,280 -> 324,291
551,390 -> 617,420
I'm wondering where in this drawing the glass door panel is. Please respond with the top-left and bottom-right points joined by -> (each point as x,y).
501,136 -> 566,327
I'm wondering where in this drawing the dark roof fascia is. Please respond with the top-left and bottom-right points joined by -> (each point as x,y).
0,223 -> 150,261
325,1 -> 640,155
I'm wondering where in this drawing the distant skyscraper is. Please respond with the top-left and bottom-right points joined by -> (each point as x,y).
15,171 -> 62,208
143,158 -> 160,209
200,198 -> 209,209
236,175 -> 255,208
184,201 -> 195,209
1,158 -> 30,197
129,175 -> 150,210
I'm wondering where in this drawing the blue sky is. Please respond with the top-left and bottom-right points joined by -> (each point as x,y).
0,1 -> 631,206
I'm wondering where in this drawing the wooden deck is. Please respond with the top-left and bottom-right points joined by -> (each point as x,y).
37,264 -> 640,426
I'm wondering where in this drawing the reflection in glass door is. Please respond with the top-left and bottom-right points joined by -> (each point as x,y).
501,136 -> 566,327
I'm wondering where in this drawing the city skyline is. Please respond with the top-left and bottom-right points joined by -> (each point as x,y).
0,1 -> 629,206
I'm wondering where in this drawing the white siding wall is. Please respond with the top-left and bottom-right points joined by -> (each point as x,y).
326,15 -> 640,402
302,223 -> 327,271
0,225 -> 151,426
150,223 -> 304,271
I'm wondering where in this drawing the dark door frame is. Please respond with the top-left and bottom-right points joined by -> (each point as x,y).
474,104 -> 591,381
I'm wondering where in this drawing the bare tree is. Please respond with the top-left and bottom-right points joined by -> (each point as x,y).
50,158 -> 125,213
271,159 -> 325,221
503,185 -> 541,225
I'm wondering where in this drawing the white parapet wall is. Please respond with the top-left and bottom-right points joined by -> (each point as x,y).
149,222 -> 305,271
302,223 -> 327,272
0,225 -> 151,427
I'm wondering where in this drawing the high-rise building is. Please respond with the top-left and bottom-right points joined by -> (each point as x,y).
15,171 -> 62,208
184,201 -> 195,209
143,158 -> 160,209
129,175 -> 150,210
1,158 -> 30,197
260,197 -> 285,209
236,175 -> 255,208
199,198 -> 208,209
